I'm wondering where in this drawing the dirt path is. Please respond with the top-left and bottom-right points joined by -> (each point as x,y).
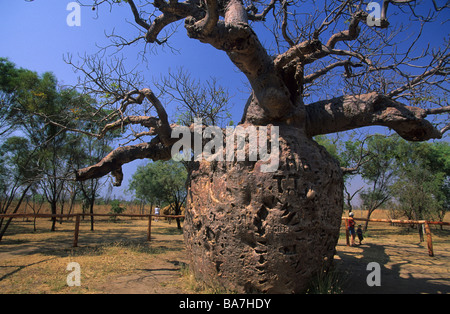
334,235 -> 450,294
90,252 -> 188,294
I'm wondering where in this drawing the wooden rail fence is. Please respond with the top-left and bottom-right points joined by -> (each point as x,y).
342,217 -> 450,257
1,214 -> 448,256
0,213 -> 185,247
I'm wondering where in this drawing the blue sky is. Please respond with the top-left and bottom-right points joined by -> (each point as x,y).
0,1 -> 247,97
0,1 -> 448,203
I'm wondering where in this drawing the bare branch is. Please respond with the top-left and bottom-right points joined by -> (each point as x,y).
387,53 -> 450,98
246,0 -> 276,21
313,0 -> 351,39
146,13 -> 182,44
274,39 -> 322,70
145,0 -> 201,43
224,0 -> 249,24
281,0 -> 294,47
426,106 -> 450,115
140,88 -> 173,145
441,122 -> 450,135
326,11 -> 364,49
75,136 -> 172,186
100,115 -> 159,136
127,0 -> 150,30
304,59 -> 363,83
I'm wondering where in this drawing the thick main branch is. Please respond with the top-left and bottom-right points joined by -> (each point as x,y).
185,0 -> 295,120
305,92 -> 445,141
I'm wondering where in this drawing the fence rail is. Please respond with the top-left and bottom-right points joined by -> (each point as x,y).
1,214 -> 448,256
0,213 -> 185,247
342,217 -> 450,257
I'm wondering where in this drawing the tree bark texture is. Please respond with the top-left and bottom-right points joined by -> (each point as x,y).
184,125 -> 343,293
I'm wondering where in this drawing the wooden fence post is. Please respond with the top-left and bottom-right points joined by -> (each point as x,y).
73,214 -> 81,247
424,221 -> 434,257
147,214 -> 152,242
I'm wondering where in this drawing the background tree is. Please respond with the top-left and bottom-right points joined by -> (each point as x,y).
0,58 -> 21,137
391,139 -> 450,235
25,190 -> 45,232
0,137 -> 40,241
0,58 -> 108,231
75,135 -> 114,231
427,142 -> 450,225
21,75 -> 88,231
316,133 -> 449,234
128,161 -> 161,211
69,113 -> 117,231
359,135 -> 400,231
129,160 -> 188,229
109,199 -> 126,222
438,178 -> 450,228
315,133 -> 373,212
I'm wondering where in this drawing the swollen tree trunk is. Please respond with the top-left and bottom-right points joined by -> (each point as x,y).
185,125 -> 343,293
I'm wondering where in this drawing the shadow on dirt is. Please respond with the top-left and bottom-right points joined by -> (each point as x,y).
335,242 -> 450,294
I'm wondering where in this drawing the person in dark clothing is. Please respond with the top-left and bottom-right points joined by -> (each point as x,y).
356,224 -> 364,245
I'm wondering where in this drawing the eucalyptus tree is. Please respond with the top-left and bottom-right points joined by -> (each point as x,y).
391,140 -> 450,228
129,160 -> 188,229
0,136 -> 40,241
0,58 -> 103,231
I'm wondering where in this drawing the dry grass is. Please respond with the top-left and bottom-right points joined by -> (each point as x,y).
0,217 -> 188,294
13,201 -> 151,216
0,208 -> 449,294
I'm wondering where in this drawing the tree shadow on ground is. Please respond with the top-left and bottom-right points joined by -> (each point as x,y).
0,221 -> 185,261
335,242 -> 450,294
0,257 -> 57,282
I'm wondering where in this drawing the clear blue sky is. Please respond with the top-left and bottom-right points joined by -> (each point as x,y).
0,1 -> 448,203
0,0 -> 247,105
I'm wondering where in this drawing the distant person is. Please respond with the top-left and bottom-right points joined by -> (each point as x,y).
154,206 -> 160,221
348,212 -> 356,246
356,224 -> 364,245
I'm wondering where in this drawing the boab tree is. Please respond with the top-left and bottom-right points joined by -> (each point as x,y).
66,0 -> 449,293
